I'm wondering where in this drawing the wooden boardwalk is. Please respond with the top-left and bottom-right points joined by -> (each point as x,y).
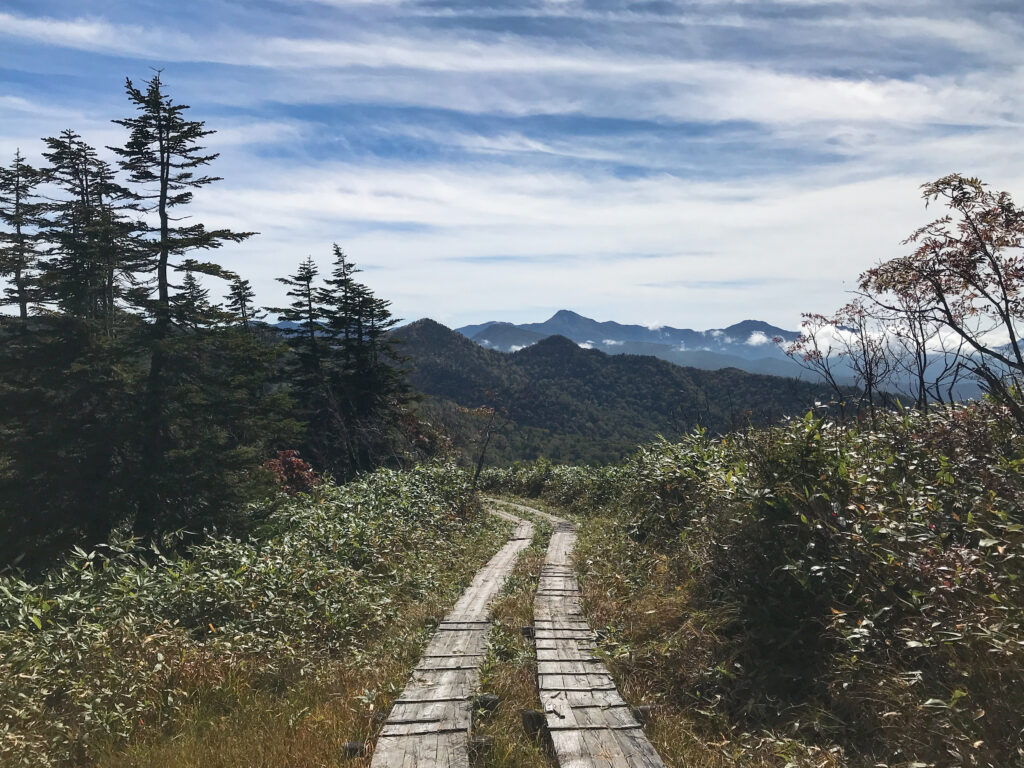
370,510 -> 534,768
493,498 -> 667,768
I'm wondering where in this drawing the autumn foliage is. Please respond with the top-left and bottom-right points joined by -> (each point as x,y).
261,450 -> 320,494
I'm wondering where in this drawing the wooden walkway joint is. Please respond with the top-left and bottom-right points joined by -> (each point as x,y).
495,499 -> 667,768
370,510 -> 534,768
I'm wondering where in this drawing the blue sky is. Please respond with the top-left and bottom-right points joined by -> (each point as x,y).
2,0 -> 1023,329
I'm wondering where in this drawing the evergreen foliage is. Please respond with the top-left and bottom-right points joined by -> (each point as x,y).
40,130 -> 141,331
224,275 -> 262,330
0,150 -> 46,320
272,245 -> 410,477
0,74 -> 421,569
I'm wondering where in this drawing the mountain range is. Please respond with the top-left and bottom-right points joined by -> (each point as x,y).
393,319 -> 839,465
455,310 -> 807,378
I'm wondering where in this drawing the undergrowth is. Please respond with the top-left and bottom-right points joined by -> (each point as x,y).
1,464 -> 510,767
482,402 -> 1024,767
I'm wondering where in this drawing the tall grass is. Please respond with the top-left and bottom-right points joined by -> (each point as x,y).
1,464 -> 511,767
482,402 -> 1024,767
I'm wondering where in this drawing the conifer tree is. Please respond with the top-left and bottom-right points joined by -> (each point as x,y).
173,269 -> 219,330
323,248 -> 403,415
110,72 -> 252,327
319,244 -> 361,366
41,131 -> 139,332
110,73 -> 263,536
225,275 -> 263,330
273,257 -> 325,379
0,150 -> 46,320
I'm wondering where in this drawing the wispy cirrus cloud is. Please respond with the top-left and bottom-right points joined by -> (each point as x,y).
1,1 -> 1022,328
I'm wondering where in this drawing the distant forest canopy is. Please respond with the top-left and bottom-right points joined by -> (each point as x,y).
393,319 -> 849,465
0,73 -> 434,569
2,73 -> 1024,570
454,308 -> 986,401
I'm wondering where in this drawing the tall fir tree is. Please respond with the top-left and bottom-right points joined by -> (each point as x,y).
225,275 -> 263,331
110,72 -> 252,326
108,73 -> 273,537
319,244 -> 361,367
40,131 -> 140,333
0,150 -> 46,321
273,256 -> 325,379
272,246 -> 410,476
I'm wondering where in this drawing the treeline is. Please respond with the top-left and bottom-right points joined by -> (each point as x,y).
0,74 -> 428,569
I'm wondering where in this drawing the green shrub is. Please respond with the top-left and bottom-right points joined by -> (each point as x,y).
486,403 -> 1024,766
0,463 -> 489,767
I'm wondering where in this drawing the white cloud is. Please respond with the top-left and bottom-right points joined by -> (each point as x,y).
4,11 -> 1023,131
746,331 -> 771,346
602,339 -> 624,346
3,4 -> 1023,331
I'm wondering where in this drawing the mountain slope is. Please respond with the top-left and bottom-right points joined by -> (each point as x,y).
471,323 -> 547,351
395,320 -> 837,464
456,309 -> 805,375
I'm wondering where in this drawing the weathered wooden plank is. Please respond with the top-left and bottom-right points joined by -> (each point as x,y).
516,501 -> 666,768
369,510 -> 534,767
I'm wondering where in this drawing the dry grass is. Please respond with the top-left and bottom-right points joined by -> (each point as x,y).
573,515 -> 847,768
90,530 -> 510,768
95,605 -> 436,768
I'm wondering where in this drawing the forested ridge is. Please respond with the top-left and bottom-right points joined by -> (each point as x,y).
396,318 -> 844,464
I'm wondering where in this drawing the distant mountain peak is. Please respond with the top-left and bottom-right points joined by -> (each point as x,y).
452,310 -> 803,375
549,309 -> 585,321
532,334 -> 581,350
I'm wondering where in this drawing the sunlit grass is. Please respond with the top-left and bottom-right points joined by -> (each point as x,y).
574,514 -> 846,768
93,605 -> 438,768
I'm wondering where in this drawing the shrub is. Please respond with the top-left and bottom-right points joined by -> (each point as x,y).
261,449 -> 320,494
0,463 -> 486,767
485,402 -> 1024,767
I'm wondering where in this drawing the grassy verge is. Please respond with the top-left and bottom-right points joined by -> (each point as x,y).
1,465 -> 512,768
94,600 -> 454,768
575,514 -> 844,768
486,402 -> 1024,767
473,511 -> 554,768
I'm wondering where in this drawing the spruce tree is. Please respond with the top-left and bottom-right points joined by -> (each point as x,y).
0,150 -> 46,321
319,244 -> 361,366
225,276 -> 263,330
110,73 -> 267,537
0,74 -> 297,563
40,131 -> 139,333
173,268 -> 220,330
272,257 -> 325,379
111,72 -> 252,327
